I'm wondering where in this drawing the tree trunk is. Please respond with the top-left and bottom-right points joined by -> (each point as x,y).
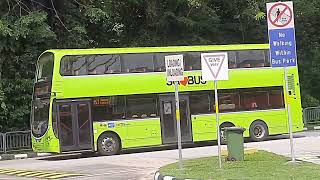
146,0 -> 159,24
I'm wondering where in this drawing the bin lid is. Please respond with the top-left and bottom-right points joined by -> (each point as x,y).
222,127 -> 246,133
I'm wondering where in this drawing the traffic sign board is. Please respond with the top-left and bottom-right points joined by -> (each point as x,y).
267,1 -> 297,67
269,28 -> 297,67
201,52 -> 229,81
165,54 -> 184,82
267,1 -> 294,30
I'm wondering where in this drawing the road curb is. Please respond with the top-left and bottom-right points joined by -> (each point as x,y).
154,171 -> 195,180
0,152 -> 51,161
305,126 -> 320,130
154,171 -> 175,180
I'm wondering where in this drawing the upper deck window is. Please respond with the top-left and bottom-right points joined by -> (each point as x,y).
121,53 -> 154,73
237,50 -> 269,68
59,49 -> 270,76
37,52 -> 54,81
60,55 -> 121,76
184,52 -> 201,71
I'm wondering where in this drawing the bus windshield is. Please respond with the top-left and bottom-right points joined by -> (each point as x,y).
37,52 -> 54,81
31,98 -> 49,138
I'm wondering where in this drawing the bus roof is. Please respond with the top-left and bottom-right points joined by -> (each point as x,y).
45,44 -> 269,56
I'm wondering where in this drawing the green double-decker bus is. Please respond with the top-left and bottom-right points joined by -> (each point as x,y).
31,44 -> 303,155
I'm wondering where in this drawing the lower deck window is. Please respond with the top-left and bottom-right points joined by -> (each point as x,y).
189,87 -> 284,114
126,95 -> 158,119
92,96 -> 125,121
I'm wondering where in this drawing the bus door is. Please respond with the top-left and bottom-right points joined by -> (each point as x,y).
159,94 -> 192,144
57,100 -> 93,152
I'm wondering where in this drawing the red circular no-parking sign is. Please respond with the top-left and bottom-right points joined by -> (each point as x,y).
268,2 -> 293,28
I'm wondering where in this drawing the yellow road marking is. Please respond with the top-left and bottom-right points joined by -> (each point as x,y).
0,169 -> 19,174
36,173 -> 66,178
16,171 -> 41,176
6,170 -> 29,175
24,172 -> 52,177
0,168 -> 85,179
46,174 -> 84,179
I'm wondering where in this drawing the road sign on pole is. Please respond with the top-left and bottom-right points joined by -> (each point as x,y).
267,2 -> 294,30
165,54 -> 184,170
165,55 -> 184,81
267,1 -> 296,163
267,1 -> 297,68
201,52 -> 229,169
201,52 -> 229,81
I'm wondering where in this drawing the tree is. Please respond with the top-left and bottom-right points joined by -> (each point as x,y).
0,0 -> 320,131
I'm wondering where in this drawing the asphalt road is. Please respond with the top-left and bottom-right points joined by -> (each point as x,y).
0,130 -> 319,180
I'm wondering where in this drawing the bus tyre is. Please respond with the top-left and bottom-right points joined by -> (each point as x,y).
98,133 -> 121,156
250,121 -> 268,142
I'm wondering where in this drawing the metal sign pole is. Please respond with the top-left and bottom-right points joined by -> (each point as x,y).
174,81 -> 183,170
284,67 -> 295,162
214,80 -> 222,168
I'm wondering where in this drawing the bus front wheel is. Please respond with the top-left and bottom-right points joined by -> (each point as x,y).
98,133 -> 121,156
250,121 -> 268,142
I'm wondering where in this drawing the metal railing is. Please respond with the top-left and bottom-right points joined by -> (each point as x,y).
303,107 -> 320,125
0,131 -> 32,154
0,133 -> 4,153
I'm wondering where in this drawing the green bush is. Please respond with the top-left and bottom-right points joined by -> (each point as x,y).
0,79 -> 33,132
302,93 -> 320,108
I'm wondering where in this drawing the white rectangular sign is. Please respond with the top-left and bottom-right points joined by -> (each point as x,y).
267,1 -> 294,30
165,54 -> 184,82
201,52 -> 229,81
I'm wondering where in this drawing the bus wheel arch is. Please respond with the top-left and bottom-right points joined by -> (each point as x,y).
97,131 -> 122,156
219,122 -> 235,144
249,120 -> 269,142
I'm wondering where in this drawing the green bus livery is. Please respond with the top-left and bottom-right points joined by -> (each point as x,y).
31,44 -> 303,155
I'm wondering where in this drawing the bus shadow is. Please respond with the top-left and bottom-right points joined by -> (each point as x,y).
38,132 -> 307,161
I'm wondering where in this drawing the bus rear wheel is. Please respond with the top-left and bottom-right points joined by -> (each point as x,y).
98,133 -> 121,156
250,121 -> 268,142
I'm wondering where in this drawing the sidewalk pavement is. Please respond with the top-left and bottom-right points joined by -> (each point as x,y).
0,152 -> 51,161
246,134 -> 320,164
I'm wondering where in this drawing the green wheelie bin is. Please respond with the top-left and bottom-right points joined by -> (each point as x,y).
223,127 -> 246,161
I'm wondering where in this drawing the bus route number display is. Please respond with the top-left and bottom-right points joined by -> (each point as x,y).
165,54 -> 184,82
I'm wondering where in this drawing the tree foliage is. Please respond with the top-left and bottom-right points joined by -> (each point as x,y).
0,0 -> 319,131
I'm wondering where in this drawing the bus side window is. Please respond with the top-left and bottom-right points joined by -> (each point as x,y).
228,51 -> 237,69
60,55 -> 88,76
126,94 -> 157,119
240,90 -> 269,110
184,52 -> 200,71
121,53 -> 154,73
218,92 -> 240,112
189,91 -> 210,114
92,96 -> 125,121
269,89 -> 284,109
237,50 -> 266,68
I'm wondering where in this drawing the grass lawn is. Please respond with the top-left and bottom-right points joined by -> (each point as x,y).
160,151 -> 320,180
